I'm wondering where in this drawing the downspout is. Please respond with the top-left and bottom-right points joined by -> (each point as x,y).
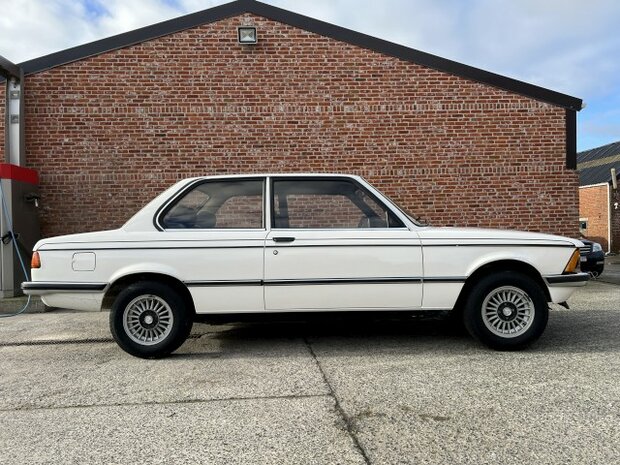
607,182 -> 611,254
3,67 -> 25,166
611,168 -> 618,254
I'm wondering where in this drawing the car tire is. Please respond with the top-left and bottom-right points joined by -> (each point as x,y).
109,281 -> 193,358
463,271 -> 548,350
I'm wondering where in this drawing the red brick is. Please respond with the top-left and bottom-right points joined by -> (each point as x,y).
579,184 -> 610,250
12,13 -> 578,238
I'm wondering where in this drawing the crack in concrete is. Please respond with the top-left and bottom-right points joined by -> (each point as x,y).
0,333 -> 206,347
0,338 -> 115,347
304,337 -> 372,465
0,393 -> 331,413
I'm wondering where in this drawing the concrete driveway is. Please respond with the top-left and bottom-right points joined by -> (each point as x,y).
1,282 -> 619,465
598,255 -> 620,286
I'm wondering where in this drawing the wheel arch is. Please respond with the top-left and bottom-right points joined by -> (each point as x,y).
102,272 -> 196,315
453,259 -> 551,314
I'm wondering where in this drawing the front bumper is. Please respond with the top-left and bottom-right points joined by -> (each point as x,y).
544,273 -> 590,286
543,272 -> 589,303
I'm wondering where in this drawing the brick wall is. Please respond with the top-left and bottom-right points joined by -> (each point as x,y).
23,13 -> 578,238
579,184 -> 609,250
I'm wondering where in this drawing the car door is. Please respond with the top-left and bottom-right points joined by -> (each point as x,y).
157,177 -> 267,313
264,176 -> 423,311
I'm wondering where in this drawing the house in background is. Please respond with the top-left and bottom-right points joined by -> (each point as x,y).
578,141 -> 620,253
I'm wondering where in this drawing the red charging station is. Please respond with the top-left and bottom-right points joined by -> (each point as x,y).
0,163 -> 40,297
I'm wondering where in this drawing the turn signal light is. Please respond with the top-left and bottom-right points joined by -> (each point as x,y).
563,249 -> 580,273
31,251 -> 41,269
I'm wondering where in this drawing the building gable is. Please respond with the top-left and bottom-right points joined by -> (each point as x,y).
15,0 -> 582,112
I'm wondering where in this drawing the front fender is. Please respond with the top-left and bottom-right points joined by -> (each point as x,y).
462,247 -> 574,278
464,251 -> 541,278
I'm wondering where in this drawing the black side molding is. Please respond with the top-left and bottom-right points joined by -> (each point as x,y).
21,282 -> 107,292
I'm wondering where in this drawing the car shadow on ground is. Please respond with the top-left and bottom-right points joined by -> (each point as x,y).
174,308 -> 620,359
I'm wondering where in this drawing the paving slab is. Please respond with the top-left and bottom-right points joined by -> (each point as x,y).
0,396 -> 365,465
306,283 -> 620,465
0,331 -> 328,411
0,311 -> 111,344
0,281 -> 618,464
0,296 -> 47,315
597,257 -> 620,286
0,311 -> 214,345
564,279 -> 620,310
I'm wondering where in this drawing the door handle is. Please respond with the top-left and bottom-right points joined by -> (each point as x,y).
272,237 -> 295,243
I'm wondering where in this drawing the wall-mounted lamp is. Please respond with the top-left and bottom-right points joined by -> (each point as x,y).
238,26 -> 258,44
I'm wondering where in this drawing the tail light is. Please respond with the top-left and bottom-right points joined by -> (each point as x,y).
31,251 -> 41,269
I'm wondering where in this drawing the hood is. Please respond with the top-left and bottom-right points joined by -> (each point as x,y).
417,226 -> 583,247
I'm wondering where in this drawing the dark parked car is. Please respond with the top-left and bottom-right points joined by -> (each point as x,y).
579,239 -> 605,276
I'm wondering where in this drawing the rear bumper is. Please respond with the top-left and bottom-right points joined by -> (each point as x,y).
21,282 -> 107,311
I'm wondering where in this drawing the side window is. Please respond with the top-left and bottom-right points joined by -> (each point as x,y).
161,179 -> 264,229
216,195 -> 263,228
282,194 -> 362,228
272,179 -> 404,229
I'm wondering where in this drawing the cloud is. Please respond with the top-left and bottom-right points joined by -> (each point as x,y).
267,0 -> 620,100
579,93 -> 620,147
2,0 -> 618,99
1,0 -> 618,148
0,0 -> 230,63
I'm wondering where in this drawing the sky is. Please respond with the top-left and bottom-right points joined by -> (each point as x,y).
1,0 -> 619,151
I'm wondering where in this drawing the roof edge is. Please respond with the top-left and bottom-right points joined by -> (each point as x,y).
578,140 -> 620,156
8,0 -> 582,110
250,1 -> 582,111
0,55 -> 21,79
16,0 -> 248,77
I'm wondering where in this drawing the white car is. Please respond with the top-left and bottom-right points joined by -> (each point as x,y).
23,174 -> 588,358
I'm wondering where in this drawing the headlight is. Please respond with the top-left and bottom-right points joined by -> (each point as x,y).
592,242 -> 603,252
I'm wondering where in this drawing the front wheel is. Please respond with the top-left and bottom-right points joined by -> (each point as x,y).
463,271 -> 548,350
110,281 -> 193,358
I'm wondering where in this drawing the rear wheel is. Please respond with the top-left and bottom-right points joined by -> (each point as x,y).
463,271 -> 548,350
110,281 -> 193,358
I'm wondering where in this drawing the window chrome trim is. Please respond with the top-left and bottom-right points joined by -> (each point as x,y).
163,228 -> 267,232
268,175 -> 408,230
153,178 -> 203,231
268,227 -> 410,232
153,175 -> 414,232
354,176 -> 417,231
154,177 -> 267,231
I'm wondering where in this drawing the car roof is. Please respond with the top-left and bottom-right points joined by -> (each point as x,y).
188,173 -> 362,179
